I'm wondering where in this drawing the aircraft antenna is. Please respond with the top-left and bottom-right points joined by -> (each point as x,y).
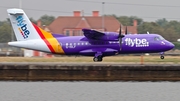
82,10 -> 84,17
147,31 -> 149,34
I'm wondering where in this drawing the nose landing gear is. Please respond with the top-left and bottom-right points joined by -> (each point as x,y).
160,52 -> 165,59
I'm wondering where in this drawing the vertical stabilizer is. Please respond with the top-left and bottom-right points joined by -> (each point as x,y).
7,8 -> 41,41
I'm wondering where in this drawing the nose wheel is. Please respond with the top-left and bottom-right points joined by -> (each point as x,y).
93,55 -> 103,62
160,55 -> 164,59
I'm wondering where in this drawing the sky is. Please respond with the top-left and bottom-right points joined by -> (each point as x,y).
1,0 -> 180,22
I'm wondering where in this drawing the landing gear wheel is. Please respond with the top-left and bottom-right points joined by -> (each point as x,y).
160,56 -> 164,59
93,57 -> 99,62
97,56 -> 103,61
93,56 -> 103,62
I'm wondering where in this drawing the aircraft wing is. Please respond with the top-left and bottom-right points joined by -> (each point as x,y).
82,28 -> 105,40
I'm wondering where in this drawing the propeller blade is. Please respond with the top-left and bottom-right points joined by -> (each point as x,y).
119,37 -> 122,51
125,26 -> 128,35
118,25 -> 124,51
119,25 -> 121,36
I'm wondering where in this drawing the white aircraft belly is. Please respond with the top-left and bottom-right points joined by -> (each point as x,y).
8,39 -> 50,52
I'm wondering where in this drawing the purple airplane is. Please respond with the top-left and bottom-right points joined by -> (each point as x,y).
7,8 -> 174,62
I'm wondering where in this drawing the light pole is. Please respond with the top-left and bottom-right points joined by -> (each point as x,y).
19,0 -> 22,8
11,0 -> 22,41
102,2 -> 105,32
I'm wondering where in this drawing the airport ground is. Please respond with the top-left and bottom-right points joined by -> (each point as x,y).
0,55 -> 179,64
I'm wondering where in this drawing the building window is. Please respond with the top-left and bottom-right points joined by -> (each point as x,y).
72,30 -> 76,36
79,30 -> 81,36
66,30 -> 70,36
76,30 -> 82,36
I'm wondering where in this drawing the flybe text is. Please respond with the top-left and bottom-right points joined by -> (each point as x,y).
16,15 -> 30,39
125,38 -> 149,47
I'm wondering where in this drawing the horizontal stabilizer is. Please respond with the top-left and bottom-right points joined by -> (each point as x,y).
7,8 -> 24,15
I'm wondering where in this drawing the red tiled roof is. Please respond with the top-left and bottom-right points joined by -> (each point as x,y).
48,16 -> 137,34
48,17 -> 82,33
85,16 -> 120,31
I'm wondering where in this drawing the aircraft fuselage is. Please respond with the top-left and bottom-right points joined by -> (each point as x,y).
8,34 -> 174,57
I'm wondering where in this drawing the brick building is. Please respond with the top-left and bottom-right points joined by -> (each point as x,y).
26,11 -> 138,57
45,11 -> 137,35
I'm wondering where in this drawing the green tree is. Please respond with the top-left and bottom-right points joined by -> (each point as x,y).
38,15 -> 55,26
29,17 -> 37,24
156,18 -> 168,27
138,22 -> 180,42
138,22 -> 164,34
164,21 -> 180,34
0,20 -> 12,42
116,16 -> 131,25
163,27 -> 179,42
129,16 -> 143,26
173,42 -> 180,49
115,16 -> 143,26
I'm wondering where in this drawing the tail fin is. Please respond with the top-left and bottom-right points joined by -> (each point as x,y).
7,8 -> 42,41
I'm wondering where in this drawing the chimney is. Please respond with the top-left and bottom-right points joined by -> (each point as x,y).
133,20 -> 137,26
92,11 -> 99,17
42,25 -> 46,30
37,20 -> 41,27
73,11 -> 81,17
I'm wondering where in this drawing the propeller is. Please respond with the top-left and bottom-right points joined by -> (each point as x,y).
118,25 -> 125,51
125,26 -> 128,35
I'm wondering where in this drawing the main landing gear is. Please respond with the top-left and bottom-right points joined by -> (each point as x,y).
93,55 -> 103,62
160,52 -> 165,59
93,52 -> 103,62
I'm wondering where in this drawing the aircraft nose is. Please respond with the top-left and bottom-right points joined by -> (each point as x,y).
166,41 -> 174,50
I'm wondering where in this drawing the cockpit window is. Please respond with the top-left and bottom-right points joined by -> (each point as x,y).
154,36 -> 165,41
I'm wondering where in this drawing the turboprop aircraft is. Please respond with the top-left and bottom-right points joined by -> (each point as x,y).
7,8 -> 174,62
